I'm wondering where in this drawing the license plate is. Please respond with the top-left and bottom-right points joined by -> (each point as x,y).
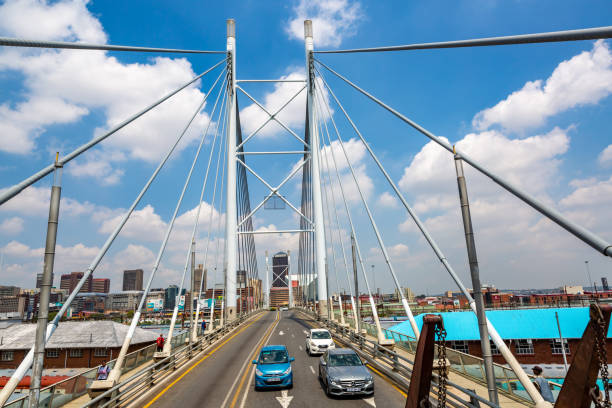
347,387 -> 360,392
267,378 -> 281,383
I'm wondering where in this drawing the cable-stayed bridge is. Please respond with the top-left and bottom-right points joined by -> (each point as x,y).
0,19 -> 611,408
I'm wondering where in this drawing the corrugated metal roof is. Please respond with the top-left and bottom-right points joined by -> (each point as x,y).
0,321 -> 157,350
388,307 -> 612,341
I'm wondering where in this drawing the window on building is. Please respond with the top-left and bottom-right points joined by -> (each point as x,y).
94,348 -> 108,357
489,340 -> 501,355
46,349 -> 59,358
515,339 -> 534,355
1,351 -> 13,361
549,339 -> 570,355
69,349 -> 83,358
450,341 -> 469,354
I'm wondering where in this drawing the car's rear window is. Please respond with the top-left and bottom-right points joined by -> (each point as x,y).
259,350 -> 288,364
312,331 -> 331,339
329,353 -> 362,367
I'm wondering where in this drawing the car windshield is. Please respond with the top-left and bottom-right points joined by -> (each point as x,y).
311,331 -> 331,339
328,353 -> 362,367
259,350 -> 288,364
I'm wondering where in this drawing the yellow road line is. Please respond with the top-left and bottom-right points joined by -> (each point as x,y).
366,363 -> 407,397
229,311 -> 280,408
143,313 -> 266,408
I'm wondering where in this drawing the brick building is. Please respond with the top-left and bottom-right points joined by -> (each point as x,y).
60,272 -> 92,294
389,307 -> 612,365
0,321 -> 156,369
92,278 -> 110,293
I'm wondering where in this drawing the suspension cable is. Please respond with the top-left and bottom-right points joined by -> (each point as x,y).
313,78 -> 420,338
0,36 -> 227,53
0,58 -> 226,206
315,58 -> 612,258
314,25 -> 612,54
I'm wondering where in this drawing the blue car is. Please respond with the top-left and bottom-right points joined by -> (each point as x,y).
253,345 -> 294,390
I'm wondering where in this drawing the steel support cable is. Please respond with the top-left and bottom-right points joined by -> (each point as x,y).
190,89 -> 228,337
315,59 -> 612,259
314,26 -> 612,54
312,92 -> 380,333
0,65 -> 225,408
313,80 -> 420,339
110,69 -> 226,375
318,141 -> 346,317
319,117 -> 357,303
313,96 -> 383,337
315,65 -> 548,405
199,90 -> 230,303
0,36 -> 226,53
320,135 -> 358,326
206,110 -> 229,328
214,99 -> 229,321
0,58 -> 226,207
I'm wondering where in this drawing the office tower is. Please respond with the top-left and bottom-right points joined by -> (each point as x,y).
123,269 -> 144,291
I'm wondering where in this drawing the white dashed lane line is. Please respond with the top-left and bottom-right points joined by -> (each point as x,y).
309,366 -> 315,375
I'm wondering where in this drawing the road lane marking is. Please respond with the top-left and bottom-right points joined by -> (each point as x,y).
298,345 -> 303,351
291,333 -> 294,338
279,330 -> 285,335
302,330 -> 308,335
142,312 -> 266,408
238,312 -> 280,408
275,389 -> 293,408
228,311 -> 280,408
309,365 -> 315,375
366,364 -> 407,397
364,397 -> 376,407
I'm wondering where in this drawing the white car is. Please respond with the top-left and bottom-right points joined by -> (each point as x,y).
306,328 -> 335,355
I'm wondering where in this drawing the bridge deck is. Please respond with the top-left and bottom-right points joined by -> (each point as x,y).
141,310 -> 406,407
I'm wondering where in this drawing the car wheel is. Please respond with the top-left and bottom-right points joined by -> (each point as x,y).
288,382 -> 293,390
325,381 -> 331,397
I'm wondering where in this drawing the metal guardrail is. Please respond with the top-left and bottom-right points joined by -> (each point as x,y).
314,310 -> 501,408
334,310 -> 564,405
4,330 -> 191,408
81,311 -> 259,408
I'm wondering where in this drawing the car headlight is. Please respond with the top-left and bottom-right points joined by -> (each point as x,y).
255,368 -> 263,376
328,342 -> 335,348
282,366 -> 292,375
365,377 -> 373,384
329,377 -> 339,385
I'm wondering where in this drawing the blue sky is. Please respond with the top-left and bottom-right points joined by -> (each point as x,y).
0,0 -> 611,296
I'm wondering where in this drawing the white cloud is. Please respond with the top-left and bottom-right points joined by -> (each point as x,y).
377,191 -> 398,208
286,0 -> 363,48
0,216 -> 24,234
473,40 -> 612,132
398,128 -> 570,215
0,0 -> 214,183
99,204 -> 166,242
598,144 -> 612,167
0,185 -> 102,218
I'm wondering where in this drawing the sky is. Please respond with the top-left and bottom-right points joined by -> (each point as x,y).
0,0 -> 611,296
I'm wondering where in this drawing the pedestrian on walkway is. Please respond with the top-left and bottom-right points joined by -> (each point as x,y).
156,333 -> 165,352
201,319 -> 207,333
532,366 -> 555,403
97,361 -> 110,380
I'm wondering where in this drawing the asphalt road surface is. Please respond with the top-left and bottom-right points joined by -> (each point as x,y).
144,310 -> 406,408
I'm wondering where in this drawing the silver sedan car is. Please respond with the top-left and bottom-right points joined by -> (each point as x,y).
318,348 -> 374,397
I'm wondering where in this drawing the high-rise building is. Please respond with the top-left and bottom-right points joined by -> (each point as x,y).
92,278 -> 110,293
0,285 -> 21,297
272,252 -> 288,288
123,269 -> 143,291
602,277 -> 609,292
194,264 -> 206,294
36,272 -> 54,289
60,272 -> 92,294
164,285 -> 185,311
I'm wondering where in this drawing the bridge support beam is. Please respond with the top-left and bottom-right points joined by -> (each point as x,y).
304,20 -> 328,318
225,19 -> 238,322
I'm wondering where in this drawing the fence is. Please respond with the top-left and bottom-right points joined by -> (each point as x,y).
4,326 -> 189,408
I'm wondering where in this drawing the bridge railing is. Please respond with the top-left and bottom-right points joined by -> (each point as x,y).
331,309 -> 561,405
310,310 -> 501,407
82,311 -> 259,408
4,330 -> 190,408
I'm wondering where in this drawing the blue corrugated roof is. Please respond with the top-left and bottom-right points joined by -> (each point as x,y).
387,307 -> 612,341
